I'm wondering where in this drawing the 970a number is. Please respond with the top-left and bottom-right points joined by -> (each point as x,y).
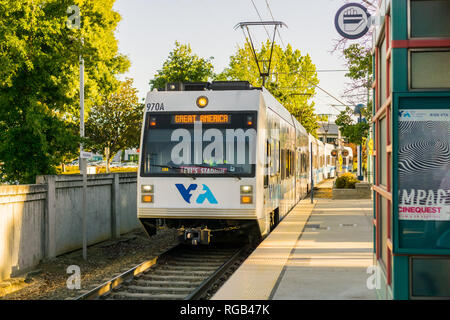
146,103 -> 165,111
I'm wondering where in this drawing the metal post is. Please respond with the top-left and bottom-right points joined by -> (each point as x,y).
67,5 -> 87,260
337,129 -> 342,176
79,53 -> 87,260
358,113 -> 363,181
310,142 -> 314,203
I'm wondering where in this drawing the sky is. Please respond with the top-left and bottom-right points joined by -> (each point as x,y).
112,0 -> 364,117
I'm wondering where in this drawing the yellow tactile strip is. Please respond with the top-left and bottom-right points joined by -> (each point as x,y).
212,198 -> 316,300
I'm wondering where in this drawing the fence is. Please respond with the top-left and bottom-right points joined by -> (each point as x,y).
0,173 -> 140,281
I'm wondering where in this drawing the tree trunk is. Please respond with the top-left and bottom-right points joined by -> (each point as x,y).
105,147 -> 110,173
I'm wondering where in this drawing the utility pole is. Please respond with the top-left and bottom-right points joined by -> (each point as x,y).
80,51 -> 87,260
367,71 -> 372,183
67,5 -> 87,260
354,104 -> 365,181
310,141 -> 314,204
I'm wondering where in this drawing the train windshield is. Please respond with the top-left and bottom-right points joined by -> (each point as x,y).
140,112 -> 257,177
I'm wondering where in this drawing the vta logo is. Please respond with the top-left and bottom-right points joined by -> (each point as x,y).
399,111 -> 411,117
175,184 -> 218,204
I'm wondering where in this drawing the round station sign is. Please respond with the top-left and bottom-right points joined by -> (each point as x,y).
334,3 -> 371,39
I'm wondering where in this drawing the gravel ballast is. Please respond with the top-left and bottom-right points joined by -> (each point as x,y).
0,228 -> 179,300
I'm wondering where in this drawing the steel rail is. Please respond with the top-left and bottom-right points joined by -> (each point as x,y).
75,244 -> 247,300
75,244 -> 180,300
185,245 -> 249,300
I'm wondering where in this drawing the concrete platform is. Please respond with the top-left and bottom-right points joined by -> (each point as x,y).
212,195 -> 376,300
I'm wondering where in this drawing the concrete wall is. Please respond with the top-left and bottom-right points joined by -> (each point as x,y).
0,185 -> 46,281
0,173 -> 140,281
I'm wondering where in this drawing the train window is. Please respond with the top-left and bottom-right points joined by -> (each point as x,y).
271,140 -> 277,177
264,140 -> 270,187
290,151 -> 293,177
288,150 -> 291,178
285,150 -> 289,178
277,142 -> 281,175
307,153 -> 310,172
141,111 -> 257,177
289,150 -> 291,177
291,150 -> 295,177
302,153 -> 305,173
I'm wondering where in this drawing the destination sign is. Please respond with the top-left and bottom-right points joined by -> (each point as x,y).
172,114 -> 231,124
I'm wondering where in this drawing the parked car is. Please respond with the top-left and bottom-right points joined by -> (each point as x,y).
110,162 -> 121,168
122,162 -> 138,167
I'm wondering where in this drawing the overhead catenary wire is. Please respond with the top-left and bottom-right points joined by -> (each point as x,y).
250,0 -> 271,39
296,71 -> 350,112
245,1 -> 351,113
265,0 -> 286,49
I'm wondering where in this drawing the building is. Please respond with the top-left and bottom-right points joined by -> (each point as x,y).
317,121 -> 346,145
371,0 -> 450,300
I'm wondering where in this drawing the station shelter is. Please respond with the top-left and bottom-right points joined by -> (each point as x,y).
371,0 -> 450,299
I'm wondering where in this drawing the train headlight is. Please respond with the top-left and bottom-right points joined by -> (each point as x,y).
196,96 -> 208,108
240,195 -> 253,204
142,195 -> 153,203
141,185 -> 154,193
240,185 -> 253,194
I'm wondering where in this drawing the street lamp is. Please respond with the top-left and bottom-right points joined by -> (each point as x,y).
354,103 -> 365,181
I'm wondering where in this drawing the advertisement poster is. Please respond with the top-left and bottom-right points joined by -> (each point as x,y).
398,109 -> 450,221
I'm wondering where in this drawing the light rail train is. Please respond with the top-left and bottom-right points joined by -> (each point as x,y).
137,81 -> 351,245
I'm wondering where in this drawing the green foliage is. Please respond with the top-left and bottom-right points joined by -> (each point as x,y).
335,173 -> 359,189
149,41 -> 214,90
335,105 -> 371,145
0,0 -> 129,183
343,44 -> 373,83
85,78 -> 142,168
217,41 -> 320,135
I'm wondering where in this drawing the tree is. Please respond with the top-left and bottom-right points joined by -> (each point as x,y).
85,78 -> 142,172
342,43 -> 373,106
149,41 -> 215,90
0,0 -> 129,184
335,105 -> 371,145
217,41 -> 320,135
335,44 -> 373,148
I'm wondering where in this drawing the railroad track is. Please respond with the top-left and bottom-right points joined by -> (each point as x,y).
75,244 -> 247,300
